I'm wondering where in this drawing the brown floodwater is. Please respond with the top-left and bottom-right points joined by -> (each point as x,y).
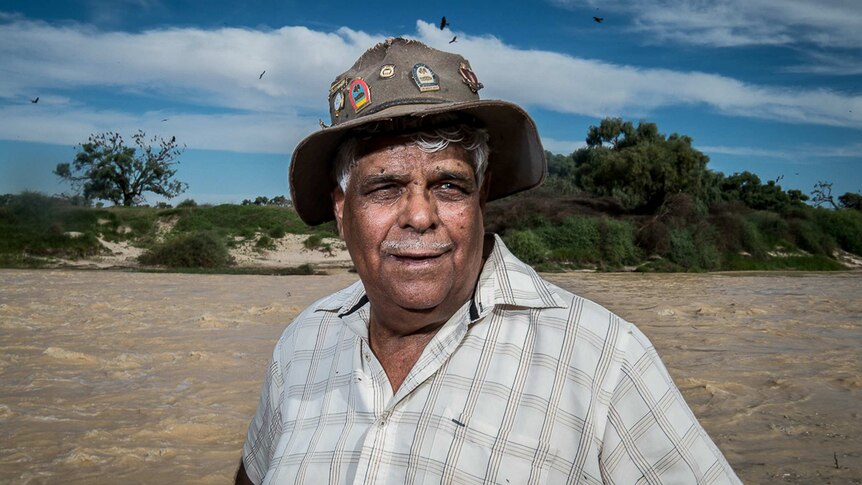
0,269 -> 860,484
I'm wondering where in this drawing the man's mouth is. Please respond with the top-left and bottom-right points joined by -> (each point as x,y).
381,240 -> 453,260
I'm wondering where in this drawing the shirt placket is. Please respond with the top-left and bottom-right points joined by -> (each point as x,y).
352,335 -> 397,484
345,303 -> 475,484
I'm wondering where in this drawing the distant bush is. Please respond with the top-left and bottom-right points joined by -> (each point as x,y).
637,220 -> 671,256
503,230 -> 547,265
138,231 -> 232,267
537,216 -> 601,264
788,218 -> 834,256
598,217 -> 640,268
0,192 -> 104,258
815,208 -> 862,255
666,227 -> 720,271
268,226 -> 287,239
746,211 -> 790,248
255,235 -> 275,250
176,199 -> 198,208
303,234 -> 334,254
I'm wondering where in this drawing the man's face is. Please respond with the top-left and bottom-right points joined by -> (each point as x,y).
333,135 -> 487,321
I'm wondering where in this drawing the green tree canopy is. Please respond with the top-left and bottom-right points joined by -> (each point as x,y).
717,171 -> 806,212
571,118 -> 713,212
54,131 -> 187,206
838,192 -> 862,211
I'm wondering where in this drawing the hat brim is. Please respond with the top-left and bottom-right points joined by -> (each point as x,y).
289,99 -> 547,226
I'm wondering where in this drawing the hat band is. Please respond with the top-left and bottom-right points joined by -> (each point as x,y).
336,97 -> 447,123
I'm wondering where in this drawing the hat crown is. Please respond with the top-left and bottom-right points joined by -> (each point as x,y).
327,38 -> 483,126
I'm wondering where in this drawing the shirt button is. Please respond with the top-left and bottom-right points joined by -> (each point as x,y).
378,411 -> 390,427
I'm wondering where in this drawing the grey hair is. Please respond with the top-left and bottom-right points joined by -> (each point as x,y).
333,124 -> 490,193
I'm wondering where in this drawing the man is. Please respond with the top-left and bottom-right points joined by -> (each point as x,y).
237,38 -> 740,484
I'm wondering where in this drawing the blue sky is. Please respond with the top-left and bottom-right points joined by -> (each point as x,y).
1,0 -> 860,205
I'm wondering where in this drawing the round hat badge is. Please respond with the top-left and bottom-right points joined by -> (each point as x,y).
379,64 -> 396,78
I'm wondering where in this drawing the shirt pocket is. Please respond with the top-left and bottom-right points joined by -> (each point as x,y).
422,407 -> 561,485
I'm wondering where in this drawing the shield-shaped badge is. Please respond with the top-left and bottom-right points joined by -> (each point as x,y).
411,63 -> 440,92
349,79 -> 371,113
459,62 -> 484,93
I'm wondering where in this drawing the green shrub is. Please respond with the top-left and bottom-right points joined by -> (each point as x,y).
138,231 -> 231,268
740,219 -> 768,258
303,234 -> 324,250
815,208 -> 862,255
788,218 -> 834,256
598,217 -> 640,267
176,199 -> 198,208
746,211 -> 790,247
669,228 -> 699,269
536,216 -> 601,263
503,230 -> 548,265
268,226 -> 287,239
255,235 -> 275,250
637,220 -> 671,256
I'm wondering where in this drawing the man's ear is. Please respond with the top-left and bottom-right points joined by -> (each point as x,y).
332,187 -> 346,239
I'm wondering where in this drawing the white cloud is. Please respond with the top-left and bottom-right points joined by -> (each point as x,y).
701,142 -> 862,161
413,21 -> 861,128
0,17 -> 860,155
553,0 -> 862,49
541,137 -> 586,155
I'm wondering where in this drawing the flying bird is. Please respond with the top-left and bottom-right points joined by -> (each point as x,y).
593,16 -> 604,23
259,70 -> 266,79
439,16 -> 449,30
31,97 -> 39,104
449,36 -> 457,44
170,136 -> 176,143
161,118 -> 169,122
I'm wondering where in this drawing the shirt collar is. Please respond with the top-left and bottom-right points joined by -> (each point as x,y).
473,234 -> 567,317
316,233 -> 567,318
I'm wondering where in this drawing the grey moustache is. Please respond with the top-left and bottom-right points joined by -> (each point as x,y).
380,240 -> 453,252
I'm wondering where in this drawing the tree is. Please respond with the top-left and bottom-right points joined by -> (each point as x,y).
717,171 -> 802,212
811,181 -> 838,209
571,118 -> 713,212
838,192 -> 862,211
54,131 -> 188,206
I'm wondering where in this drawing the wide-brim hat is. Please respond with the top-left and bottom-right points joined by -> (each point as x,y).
289,37 -> 546,226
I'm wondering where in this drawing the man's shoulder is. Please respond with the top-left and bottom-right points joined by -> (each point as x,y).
536,277 -> 638,335
488,235 -> 642,344
282,280 -> 364,333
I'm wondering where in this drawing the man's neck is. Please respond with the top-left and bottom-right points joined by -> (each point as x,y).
364,235 -> 495,392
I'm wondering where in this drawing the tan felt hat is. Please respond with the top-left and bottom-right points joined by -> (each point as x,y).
289,37 -> 546,225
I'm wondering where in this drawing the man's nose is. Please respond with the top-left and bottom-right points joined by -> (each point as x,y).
398,188 -> 438,232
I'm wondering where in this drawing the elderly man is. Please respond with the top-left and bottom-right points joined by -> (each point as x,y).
237,38 -> 740,484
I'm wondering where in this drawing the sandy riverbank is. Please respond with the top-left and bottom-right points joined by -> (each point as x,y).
50,233 -> 355,272
1,269 -> 860,483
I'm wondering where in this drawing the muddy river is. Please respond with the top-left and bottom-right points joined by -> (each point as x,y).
1,269 -> 859,483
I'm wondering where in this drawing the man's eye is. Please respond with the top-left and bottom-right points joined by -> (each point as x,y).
366,185 -> 401,199
439,182 -> 462,191
436,182 -> 471,199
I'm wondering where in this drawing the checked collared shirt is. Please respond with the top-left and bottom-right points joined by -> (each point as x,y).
242,235 -> 740,484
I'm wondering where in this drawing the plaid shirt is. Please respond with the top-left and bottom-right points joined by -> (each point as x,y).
242,235 -> 740,484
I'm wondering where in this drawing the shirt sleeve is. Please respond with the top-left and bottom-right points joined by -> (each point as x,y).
242,344 -> 286,484
599,324 -> 741,484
